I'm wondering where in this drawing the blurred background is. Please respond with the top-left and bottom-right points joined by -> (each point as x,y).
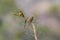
0,0 -> 60,40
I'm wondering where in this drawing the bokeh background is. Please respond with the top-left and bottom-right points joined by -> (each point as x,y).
0,0 -> 60,40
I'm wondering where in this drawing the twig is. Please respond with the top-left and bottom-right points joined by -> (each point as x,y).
31,23 -> 37,40
18,11 -> 37,40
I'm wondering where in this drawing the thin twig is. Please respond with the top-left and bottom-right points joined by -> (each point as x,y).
31,23 -> 37,40
18,11 -> 37,40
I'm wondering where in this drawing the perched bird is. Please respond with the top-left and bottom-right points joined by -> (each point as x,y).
18,11 -> 25,18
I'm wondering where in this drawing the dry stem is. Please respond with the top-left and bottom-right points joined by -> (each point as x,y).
31,23 -> 37,40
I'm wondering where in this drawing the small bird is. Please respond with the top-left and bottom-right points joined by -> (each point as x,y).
18,11 -> 25,18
